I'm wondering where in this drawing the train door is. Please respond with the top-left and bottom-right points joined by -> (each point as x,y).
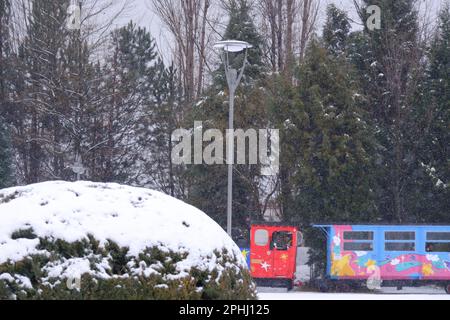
271,231 -> 296,277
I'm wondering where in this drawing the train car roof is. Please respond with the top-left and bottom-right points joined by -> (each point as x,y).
251,221 -> 299,228
313,224 -> 450,228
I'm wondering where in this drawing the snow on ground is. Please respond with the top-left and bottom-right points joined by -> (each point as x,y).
258,286 -> 450,300
295,247 -> 311,282
0,181 -> 246,283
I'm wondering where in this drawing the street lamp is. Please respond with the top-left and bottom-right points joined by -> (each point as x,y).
214,40 -> 253,237
71,153 -> 85,181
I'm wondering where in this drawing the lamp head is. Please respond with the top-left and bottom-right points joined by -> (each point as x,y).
214,40 -> 253,53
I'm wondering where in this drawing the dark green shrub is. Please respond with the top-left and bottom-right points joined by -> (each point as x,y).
11,228 -> 37,240
0,235 -> 256,300
0,190 -> 20,204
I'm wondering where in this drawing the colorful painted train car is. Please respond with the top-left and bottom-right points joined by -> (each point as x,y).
313,225 -> 450,293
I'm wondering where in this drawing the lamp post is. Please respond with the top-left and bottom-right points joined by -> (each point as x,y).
71,153 -> 85,181
213,40 -> 252,237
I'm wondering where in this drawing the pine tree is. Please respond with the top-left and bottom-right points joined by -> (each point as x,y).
276,41 -> 377,224
322,4 -> 351,56
273,41 -> 378,276
425,5 -> 449,185
0,0 -> 15,123
215,0 -> 264,87
427,5 -> 450,184
0,117 -> 13,188
13,0 -> 74,182
137,60 -> 186,197
90,22 -> 159,183
0,0 -> 14,187
266,74 -> 302,221
350,0 -> 423,222
409,5 -> 450,222
0,0 -> 11,100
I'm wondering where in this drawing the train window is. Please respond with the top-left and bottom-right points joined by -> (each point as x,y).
254,229 -> 269,246
426,242 -> 450,252
344,231 -> 374,241
343,242 -> 373,251
427,232 -> 450,241
385,242 -> 415,251
385,232 -> 415,241
271,232 -> 293,251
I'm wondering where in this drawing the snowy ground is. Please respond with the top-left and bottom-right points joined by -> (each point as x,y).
258,286 -> 450,300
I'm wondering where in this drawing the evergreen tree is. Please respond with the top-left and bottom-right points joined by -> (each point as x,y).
0,0 -> 16,186
91,22 -> 159,183
350,0 -> 423,222
274,41 -> 377,225
410,5 -> 450,222
0,0 -> 11,101
215,0 -> 264,87
265,40 -> 379,275
137,60 -> 186,198
323,4 -> 351,56
272,41 -> 377,277
265,75 -> 301,221
0,0 -> 15,127
426,5 -> 450,192
14,0 -> 74,182
0,117 -> 13,188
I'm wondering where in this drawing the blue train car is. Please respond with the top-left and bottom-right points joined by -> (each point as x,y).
313,224 -> 450,293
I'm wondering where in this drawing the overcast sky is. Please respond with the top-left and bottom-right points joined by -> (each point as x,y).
115,0 -> 363,40
112,0 -> 445,61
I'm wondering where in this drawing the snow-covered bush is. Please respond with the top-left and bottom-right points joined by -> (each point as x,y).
0,182 -> 256,300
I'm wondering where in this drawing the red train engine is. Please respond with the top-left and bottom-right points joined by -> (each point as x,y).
247,224 -> 300,290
